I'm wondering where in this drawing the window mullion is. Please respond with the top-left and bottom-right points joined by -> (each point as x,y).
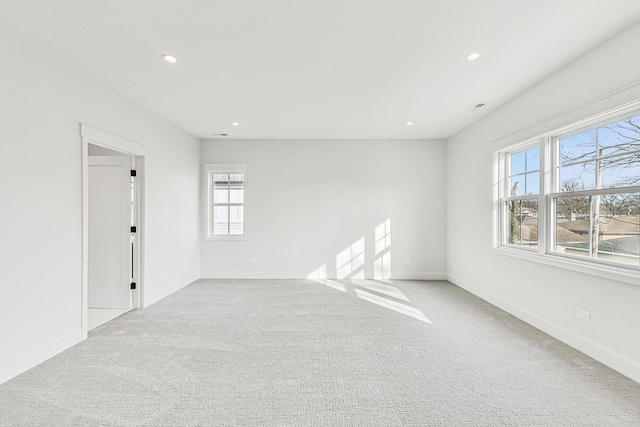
505,152 -> 511,200
547,194 -> 555,254
227,182 -> 231,235
537,137 -> 547,255
209,172 -> 214,237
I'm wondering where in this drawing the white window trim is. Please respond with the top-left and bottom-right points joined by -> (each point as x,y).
204,163 -> 247,241
493,101 -> 640,286
491,246 -> 639,286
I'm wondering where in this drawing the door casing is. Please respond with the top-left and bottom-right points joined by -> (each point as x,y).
81,124 -> 146,339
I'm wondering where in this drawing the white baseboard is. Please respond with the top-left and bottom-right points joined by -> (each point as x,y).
201,270 -> 446,280
446,273 -> 640,384
145,272 -> 200,307
0,330 -> 81,386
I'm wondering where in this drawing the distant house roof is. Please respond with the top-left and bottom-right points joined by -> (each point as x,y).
562,235 -> 640,256
520,225 -> 587,243
557,216 -> 639,236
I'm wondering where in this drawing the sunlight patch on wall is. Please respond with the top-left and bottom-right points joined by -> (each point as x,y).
374,219 -> 392,280
375,219 -> 391,254
374,252 -> 391,280
336,237 -> 365,279
307,264 -> 327,280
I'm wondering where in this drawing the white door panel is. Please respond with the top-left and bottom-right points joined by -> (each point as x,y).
88,156 -> 132,309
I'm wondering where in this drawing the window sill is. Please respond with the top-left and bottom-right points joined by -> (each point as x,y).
492,246 -> 639,287
204,236 -> 247,241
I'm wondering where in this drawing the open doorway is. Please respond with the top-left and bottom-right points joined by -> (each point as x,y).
87,144 -> 137,330
81,125 -> 146,338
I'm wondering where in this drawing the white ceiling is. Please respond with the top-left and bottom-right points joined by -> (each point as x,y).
2,1 -> 640,140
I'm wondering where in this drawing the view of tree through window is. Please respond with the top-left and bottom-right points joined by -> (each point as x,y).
554,114 -> 639,264
498,110 -> 639,268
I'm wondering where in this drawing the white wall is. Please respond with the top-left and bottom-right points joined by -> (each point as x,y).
201,139 -> 446,280
0,26 -> 200,384
447,21 -> 640,382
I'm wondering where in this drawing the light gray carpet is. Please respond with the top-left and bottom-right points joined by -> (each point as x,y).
1,279 -> 639,426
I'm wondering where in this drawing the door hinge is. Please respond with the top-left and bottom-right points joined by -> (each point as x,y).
130,282 -> 137,290
131,170 -> 137,177
131,226 -> 137,233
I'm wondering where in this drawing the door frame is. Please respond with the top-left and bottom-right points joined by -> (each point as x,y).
81,124 -> 147,339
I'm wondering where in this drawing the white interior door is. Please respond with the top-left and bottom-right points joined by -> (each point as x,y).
88,156 -> 132,309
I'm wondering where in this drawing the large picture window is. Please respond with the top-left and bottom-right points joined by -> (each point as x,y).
496,107 -> 640,273
204,164 -> 246,240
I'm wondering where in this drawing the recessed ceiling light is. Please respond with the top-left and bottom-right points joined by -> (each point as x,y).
467,52 -> 480,61
232,122 -> 240,126
406,121 -> 414,126
162,54 -> 178,63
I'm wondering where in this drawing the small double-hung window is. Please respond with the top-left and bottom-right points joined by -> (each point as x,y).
204,164 -> 246,240
496,105 -> 640,274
